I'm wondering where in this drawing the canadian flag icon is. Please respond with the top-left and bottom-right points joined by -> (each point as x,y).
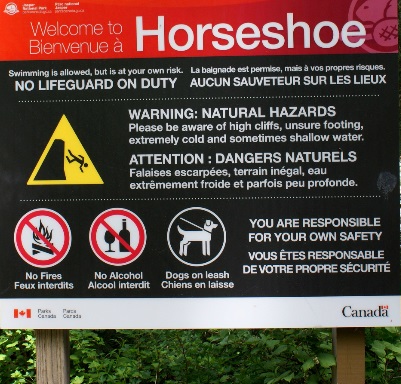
14,309 -> 32,318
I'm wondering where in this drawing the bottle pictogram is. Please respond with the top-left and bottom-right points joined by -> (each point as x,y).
119,219 -> 131,252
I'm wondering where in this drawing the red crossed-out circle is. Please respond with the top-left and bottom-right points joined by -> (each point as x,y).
14,208 -> 71,268
89,208 -> 146,266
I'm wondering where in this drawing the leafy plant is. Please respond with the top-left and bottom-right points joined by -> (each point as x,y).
0,329 -> 35,383
0,328 -> 400,383
366,327 -> 401,383
69,329 -> 336,384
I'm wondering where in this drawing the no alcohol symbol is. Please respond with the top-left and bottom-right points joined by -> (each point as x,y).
89,208 -> 147,266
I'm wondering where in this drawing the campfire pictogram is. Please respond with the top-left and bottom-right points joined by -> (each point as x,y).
32,220 -> 54,255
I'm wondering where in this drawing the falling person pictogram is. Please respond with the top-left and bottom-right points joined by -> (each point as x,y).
27,115 -> 103,185
66,149 -> 89,173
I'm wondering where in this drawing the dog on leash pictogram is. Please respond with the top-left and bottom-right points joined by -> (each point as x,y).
167,207 -> 226,267
178,218 -> 219,257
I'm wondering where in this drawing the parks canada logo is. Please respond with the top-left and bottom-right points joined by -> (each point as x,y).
342,305 -> 389,318
4,2 -> 19,15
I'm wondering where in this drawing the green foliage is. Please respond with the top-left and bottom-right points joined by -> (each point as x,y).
366,327 -> 401,383
0,328 -> 400,383
69,328 -> 335,384
0,330 -> 35,383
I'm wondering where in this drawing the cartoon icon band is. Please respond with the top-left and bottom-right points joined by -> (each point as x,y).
15,207 -> 226,267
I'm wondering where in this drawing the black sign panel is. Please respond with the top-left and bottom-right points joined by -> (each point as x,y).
0,54 -> 398,302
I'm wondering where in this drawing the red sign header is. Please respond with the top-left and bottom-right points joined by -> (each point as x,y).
0,0 -> 398,60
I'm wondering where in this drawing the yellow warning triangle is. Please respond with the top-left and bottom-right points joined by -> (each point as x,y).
27,115 -> 103,185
